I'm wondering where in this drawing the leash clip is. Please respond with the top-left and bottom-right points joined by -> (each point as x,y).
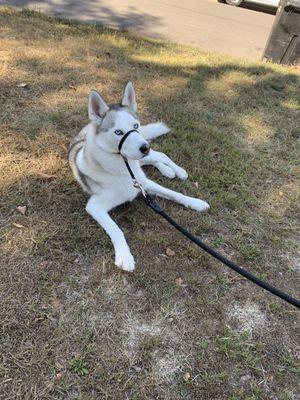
132,179 -> 147,198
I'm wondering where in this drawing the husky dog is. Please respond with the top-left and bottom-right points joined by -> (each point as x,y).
69,82 -> 209,271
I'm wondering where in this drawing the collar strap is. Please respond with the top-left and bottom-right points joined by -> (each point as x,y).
118,129 -> 138,153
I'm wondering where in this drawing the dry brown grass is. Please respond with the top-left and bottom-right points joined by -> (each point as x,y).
0,7 -> 299,400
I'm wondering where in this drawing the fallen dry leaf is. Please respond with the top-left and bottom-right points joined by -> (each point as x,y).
51,297 -> 61,309
183,372 -> 191,382
193,182 -> 199,188
16,83 -> 27,88
17,205 -> 27,215
166,248 -> 175,257
54,372 -> 63,384
12,222 -> 24,229
175,277 -> 183,286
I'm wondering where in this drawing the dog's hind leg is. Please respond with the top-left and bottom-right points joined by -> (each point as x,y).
139,122 -> 170,140
140,150 -> 188,180
86,195 -> 135,271
144,179 -> 210,212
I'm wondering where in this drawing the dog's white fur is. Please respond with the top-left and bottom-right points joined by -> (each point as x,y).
69,82 -> 209,271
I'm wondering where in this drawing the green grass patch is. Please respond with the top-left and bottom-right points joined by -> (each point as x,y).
69,356 -> 89,376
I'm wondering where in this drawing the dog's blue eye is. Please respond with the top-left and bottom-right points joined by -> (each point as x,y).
114,129 -> 124,136
133,123 -> 139,129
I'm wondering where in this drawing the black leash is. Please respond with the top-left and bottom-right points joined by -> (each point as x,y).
144,195 -> 300,309
119,131 -> 300,309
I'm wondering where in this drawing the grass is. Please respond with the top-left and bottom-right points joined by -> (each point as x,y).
0,6 -> 299,400
219,330 -> 263,372
69,356 -> 89,376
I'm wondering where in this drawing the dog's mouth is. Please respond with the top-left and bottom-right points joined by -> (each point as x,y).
120,150 -> 149,160
119,153 -> 145,161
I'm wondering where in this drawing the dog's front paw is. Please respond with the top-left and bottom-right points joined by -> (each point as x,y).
158,163 -> 187,180
186,198 -> 210,212
115,247 -> 135,272
175,166 -> 188,180
156,162 -> 176,179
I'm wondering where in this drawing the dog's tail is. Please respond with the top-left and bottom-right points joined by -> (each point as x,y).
140,122 -> 170,141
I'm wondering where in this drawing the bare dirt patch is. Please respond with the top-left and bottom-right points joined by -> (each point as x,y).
227,302 -> 267,335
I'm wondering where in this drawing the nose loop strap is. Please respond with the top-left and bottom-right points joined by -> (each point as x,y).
118,129 -> 138,154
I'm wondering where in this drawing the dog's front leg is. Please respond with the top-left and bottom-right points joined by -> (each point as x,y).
144,180 -> 210,212
86,195 -> 135,271
139,122 -> 170,140
140,150 -> 188,180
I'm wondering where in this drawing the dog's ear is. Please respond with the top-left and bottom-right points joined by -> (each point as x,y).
88,90 -> 109,123
121,81 -> 137,112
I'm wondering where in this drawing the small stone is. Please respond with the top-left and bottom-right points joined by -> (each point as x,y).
132,365 -> 142,372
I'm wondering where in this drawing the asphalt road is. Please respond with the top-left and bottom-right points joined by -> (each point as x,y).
2,0 -> 275,60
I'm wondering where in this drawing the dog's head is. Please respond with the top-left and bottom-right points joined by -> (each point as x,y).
88,81 -> 150,160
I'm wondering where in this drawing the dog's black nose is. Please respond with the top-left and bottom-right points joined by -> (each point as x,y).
140,143 -> 150,155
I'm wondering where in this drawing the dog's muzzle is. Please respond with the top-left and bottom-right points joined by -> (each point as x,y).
118,129 -> 150,157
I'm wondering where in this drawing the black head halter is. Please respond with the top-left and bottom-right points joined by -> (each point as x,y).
118,129 -> 138,154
